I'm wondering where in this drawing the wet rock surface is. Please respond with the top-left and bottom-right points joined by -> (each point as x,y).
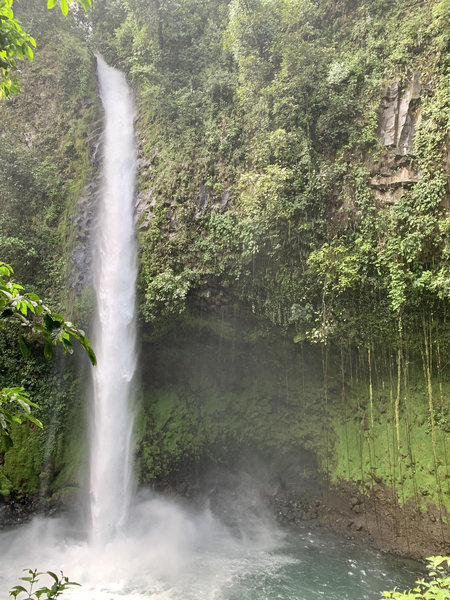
380,72 -> 422,156
68,122 -> 103,296
1,476 -> 449,560
0,492 -> 71,531
0,493 -> 39,529
267,492 -> 321,524
371,72 -> 423,207
319,481 -> 450,560
154,461 -> 450,560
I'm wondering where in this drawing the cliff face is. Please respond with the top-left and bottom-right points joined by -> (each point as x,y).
109,0 -> 450,557
0,0 -> 449,558
106,0 -> 450,344
135,310 -> 450,559
0,2 -> 99,513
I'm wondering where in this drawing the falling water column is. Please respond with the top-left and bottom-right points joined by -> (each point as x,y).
89,56 -> 138,545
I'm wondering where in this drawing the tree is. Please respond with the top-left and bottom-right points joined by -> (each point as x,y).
0,261 -> 96,446
0,0 -> 91,98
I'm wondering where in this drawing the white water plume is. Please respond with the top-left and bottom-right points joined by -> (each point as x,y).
0,492 -> 289,600
0,489 -> 419,600
89,55 -> 138,545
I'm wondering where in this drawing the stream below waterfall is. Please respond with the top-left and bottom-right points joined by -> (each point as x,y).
0,493 -> 421,600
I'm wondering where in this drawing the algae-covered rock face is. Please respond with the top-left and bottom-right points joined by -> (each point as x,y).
136,310 -> 325,486
0,1 -> 99,511
135,308 -> 449,557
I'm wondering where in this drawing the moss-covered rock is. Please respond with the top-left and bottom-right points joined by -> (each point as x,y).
136,309 -> 449,522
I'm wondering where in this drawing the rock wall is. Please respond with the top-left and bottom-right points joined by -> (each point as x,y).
136,309 -> 450,559
380,72 -> 422,155
371,73 -> 423,205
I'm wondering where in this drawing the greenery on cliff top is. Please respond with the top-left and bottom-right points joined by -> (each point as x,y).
89,0 -> 450,353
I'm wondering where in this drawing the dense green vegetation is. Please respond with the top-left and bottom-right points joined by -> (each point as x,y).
0,0 -> 91,98
0,0 -> 449,557
90,0 -> 450,344
380,556 -> 450,600
0,1 -> 98,500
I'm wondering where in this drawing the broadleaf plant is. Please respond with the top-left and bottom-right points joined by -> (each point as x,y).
9,569 -> 80,600
0,261 -> 96,447
381,556 -> 450,600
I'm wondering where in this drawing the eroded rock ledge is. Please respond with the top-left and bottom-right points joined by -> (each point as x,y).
318,481 -> 450,560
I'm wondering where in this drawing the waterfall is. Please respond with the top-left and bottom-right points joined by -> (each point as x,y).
89,55 -> 138,545
0,55 -> 421,600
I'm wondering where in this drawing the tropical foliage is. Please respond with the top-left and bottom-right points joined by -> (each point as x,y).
0,262 -> 95,365
0,386 -> 42,450
0,261 -> 95,447
381,557 -> 450,600
0,0 -> 35,97
0,0 -> 91,97
9,569 -> 80,600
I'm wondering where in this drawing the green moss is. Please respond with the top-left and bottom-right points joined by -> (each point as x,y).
330,377 -> 450,511
2,424 -> 42,495
0,471 -> 12,496
135,311 -> 449,518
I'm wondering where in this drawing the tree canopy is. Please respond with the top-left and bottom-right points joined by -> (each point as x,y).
0,0 -> 91,98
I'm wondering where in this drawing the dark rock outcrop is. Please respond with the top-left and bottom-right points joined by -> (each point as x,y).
380,72 -> 422,156
68,122 -> 103,295
371,72 -> 423,205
